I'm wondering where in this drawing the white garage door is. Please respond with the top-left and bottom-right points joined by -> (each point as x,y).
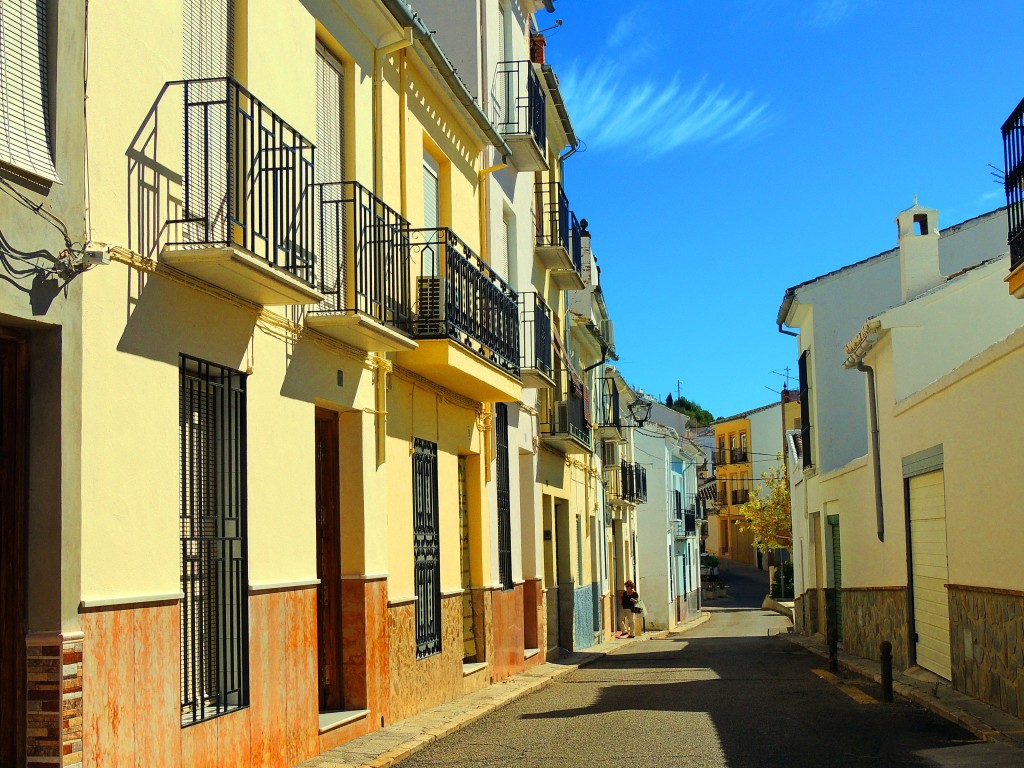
909,470 -> 950,680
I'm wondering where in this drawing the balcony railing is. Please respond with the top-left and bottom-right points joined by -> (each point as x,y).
620,461 -> 647,504
716,448 -> 728,466
407,228 -> 520,377
732,488 -> 750,506
518,292 -> 552,382
492,60 -> 546,152
168,77 -> 316,285
731,447 -> 748,464
312,181 -> 411,329
534,184 -> 582,273
1003,98 -> 1024,270
539,368 -> 591,451
593,376 -> 621,430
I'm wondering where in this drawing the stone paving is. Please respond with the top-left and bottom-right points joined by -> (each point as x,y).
296,614 -> 711,768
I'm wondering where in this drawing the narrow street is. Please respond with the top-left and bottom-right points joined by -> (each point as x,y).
399,561 -> 1015,768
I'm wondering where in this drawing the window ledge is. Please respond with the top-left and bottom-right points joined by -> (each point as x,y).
524,648 -> 540,660
462,662 -> 488,677
319,709 -> 370,734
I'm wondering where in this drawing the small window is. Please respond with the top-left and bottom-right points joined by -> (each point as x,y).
0,0 -> 59,181
913,213 -> 928,236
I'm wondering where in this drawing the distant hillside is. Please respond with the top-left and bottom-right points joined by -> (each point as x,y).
663,393 -> 714,427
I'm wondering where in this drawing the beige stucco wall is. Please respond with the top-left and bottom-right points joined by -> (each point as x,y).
866,326 -> 1024,592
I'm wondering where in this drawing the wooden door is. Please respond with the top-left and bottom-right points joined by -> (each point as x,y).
909,470 -> 951,679
0,335 -> 27,765
315,408 -> 344,711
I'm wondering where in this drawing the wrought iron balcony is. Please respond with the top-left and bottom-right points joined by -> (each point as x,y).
159,77 -> 322,305
731,447 -> 749,464
535,183 -> 584,287
715,448 -> 728,466
518,292 -> 553,387
593,376 -> 621,437
306,181 -> 414,351
1003,98 -> 1024,280
539,368 -> 591,453
406,227 -> 520,378
620,460 -> 647,504
492,60 -> 547,172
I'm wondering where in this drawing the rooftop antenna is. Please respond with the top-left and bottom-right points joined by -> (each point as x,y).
536,19 -> 563,34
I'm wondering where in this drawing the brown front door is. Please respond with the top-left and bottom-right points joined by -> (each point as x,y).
0,335 -> 27,765
315,408 -> 344,712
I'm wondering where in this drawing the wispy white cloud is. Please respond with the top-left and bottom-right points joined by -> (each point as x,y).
560,61 -> 773,156
807,0 -> 866,27
606,11 -> 641,48
977,188 -> 1003,206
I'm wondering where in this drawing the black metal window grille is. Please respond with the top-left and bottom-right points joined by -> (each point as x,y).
798,351 -> 813,469
179,355 -> 249,726
168,77 -> 316,285
518,292 -> 552,378
672,490 -> 683,520
413,438 -> 441,659
491,60 -> 547,150
495,404 -> 514,590
535,181 -> 570,252
408,227 -> 520,376
730,446 -> 748,463
594,377 -> 620,428
1002,97 -> 1024,270
314,181 -> 412,328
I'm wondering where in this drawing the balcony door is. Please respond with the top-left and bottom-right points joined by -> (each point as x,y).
315,408 -> 345,711
316,43 -> 347,308
0,335 -> 27,766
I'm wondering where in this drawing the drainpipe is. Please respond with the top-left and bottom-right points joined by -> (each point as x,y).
380,0 -> 512,162
856,361 -> 885,542
374,31 -> 414,198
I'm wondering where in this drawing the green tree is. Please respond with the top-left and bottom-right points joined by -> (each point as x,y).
738,460 -> 792,553
665,393 -> 674,407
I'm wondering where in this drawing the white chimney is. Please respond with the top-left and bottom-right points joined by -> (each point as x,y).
895,199 -> 942,302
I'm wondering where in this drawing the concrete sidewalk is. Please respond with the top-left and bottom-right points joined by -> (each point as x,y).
783,631 -> 1024,749
297,612 -> 712,768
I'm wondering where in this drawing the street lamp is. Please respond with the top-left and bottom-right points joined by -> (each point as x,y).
627,397 -> 653,428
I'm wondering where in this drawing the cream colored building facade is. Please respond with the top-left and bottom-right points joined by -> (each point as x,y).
783,201 -> 1024,721
0,0 -> 632,764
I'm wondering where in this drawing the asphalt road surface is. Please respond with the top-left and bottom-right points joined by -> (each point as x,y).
401,560 -> 1020,767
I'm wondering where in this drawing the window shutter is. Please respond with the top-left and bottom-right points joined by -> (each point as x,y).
315,44 -> 344,185
423,153 -> 440,275
316,44 -> 346,303
183,0 -> 234,80
798,350 -> 812,469
0,0 -> 58,182
491,211 -> 510,281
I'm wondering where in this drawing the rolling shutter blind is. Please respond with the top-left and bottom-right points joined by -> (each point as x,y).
492,211 -> 510,281
798,350 -> 812,468
315,45 -> 344,185
183,0 -> 234,80
0,0 -> 58,181
316,44 -> 345,303
423,153 -> 440,275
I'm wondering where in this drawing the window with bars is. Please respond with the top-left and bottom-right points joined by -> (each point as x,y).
0,0 -> 59,182
495,403 -> 513,590
413,438 -> 441,658
179,355 -> 249,726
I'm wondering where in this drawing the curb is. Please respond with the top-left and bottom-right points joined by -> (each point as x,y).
302,611 -> 711,768
781,633 -> 1022,746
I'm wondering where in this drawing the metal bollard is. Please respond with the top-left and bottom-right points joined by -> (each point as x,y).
880,640 -> 893,702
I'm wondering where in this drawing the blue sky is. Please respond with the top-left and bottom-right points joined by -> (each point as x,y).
542,0 -> 1023,419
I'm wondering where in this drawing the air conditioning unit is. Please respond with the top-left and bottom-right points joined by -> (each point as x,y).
415,276 -> 443,335
554,400 -> 570,433
600,318 -> 614,347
